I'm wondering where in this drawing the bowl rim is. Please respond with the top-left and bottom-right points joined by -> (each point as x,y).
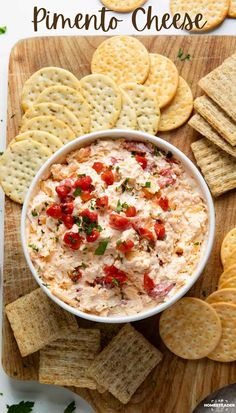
21,129 -> 215,323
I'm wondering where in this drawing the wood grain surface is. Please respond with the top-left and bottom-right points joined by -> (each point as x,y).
2,35 -> 236,413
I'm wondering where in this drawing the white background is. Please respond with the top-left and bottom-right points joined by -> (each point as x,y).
0,1 -> 235,411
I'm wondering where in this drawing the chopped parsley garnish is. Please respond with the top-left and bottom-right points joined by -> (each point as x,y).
44,202 -> 49,207
112,277 -> 120,287
64,401 -> 76,413
28,244 -> 38,252
42,283 -> 50,288
95,240 -> 109,255
0,26 -> 7,35
121,178 -> 133,193
145,182 -> 151,188
73,187 -> 82,197
154,147 -> 161,157
80,262 -> 88,269
6,401 -> 35,413
194,241 -> 200,246
0,151 -> 3,156
177,48 -> 191,61
55,236 -> 59,242
77,173 -> 86,177
31,209 -> 38,217
116,200 -> 130,213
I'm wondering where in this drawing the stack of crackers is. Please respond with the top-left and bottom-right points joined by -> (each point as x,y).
160,226 -> 236,363
5,288 -> 163,404
0,35 -> 194,205
189,53 -> 236,197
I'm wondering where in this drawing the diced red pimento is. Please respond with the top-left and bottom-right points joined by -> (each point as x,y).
62,214 -> 74,229
158,169 -> 176,188
64,232 -> 82,250
144,273 -> 155,292
68,268 -> 83,283
154,222 -> 166,240
80,191 -> 94,202
73,175 -> 93,190
86,229 -> 100,243
61,202 -> 74,215
80,208 -> 98,223
125,206 -> 137,217
56,184 -> 71,199
46,204 -> 63,219
101,170 -> 115,186
96,196 -> 109,208
159,196 -> 169,211
104,265 -> 128,285
109,213 -> 131,230
135,154 -> 147,169
92,162 -> 104,174
116,240 -> 134,253
148,282 -> 175,298
136,227 -> 155,243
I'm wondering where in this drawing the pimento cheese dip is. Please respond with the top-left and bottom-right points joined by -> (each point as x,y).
26,139 -> 208,317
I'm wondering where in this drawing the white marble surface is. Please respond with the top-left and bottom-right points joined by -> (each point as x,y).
0,0 -> 235,410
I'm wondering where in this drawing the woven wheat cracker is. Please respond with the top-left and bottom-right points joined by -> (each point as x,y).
115,90 -> 137,130
189,114 -> 236,158
221,228 -> 236,267
121,83 -> 160,135
208,303 -> 236,362
170,0 -> 230,32
80,74 -> 122,131
0,140 -> 51,204
36,85 -> 90,133
218,265 -> 236,287
22,102 -> 83,137
39,329 -> 100,389
100,0 -> 148,12
199,54 -> 236,122
228,0 -> 236,17
12,131 -> 63,154
89,324 -> 162,404
191,138 -> 236,197
144,54 -> 179,109
5,289 -> 78,357
206,289 -> 236,305
20,116 -> 76,145
159,297 -> 222,360
22,67 -> 81,111
158,77 -> 193,132
91,36 -> 150,85
220,276 -> 236,289
194,96 -> 236,146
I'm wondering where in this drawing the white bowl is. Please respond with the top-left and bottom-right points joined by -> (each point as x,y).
21,129 -> 215,324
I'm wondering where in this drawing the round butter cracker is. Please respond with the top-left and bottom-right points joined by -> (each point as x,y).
0,140 -> 51,204
22,103 -> 83,137
12,131 -> 63,154
144,54 -> 179,109
100,0 -> 148,12
208,303 -> 236,362
159,297 -> 222,360
91,36 -> 150,85
121,83 -> 160,135
20,116 -> 76,145
218,264 -> 236,288
221,227 -> 236,267
206,288 -> 236,305
80,74 -> 122,132
21,67 -> 81,112
158,77 -> 193,132
220,276 -> 236,289
36,86 -> 90,134
170,0 -> 230,32
115,90 -> 137,130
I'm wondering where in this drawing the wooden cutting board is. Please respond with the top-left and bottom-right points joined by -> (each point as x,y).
3,35 -> 236,413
